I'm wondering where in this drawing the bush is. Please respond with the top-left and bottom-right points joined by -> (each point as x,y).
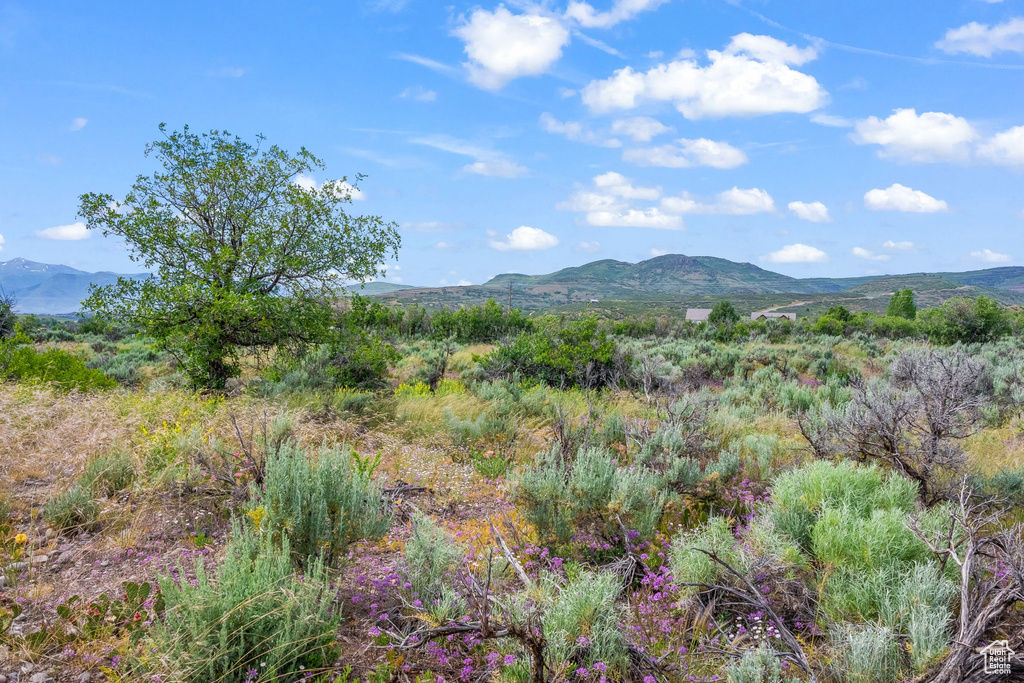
480,317 -> 623,389
251,441 -> 392,567
430,298 -> 533,343
97,346 -> 163,386
43,486 -> 99,532
153,522 -> 340,682
510,446 -> 665,548
832,624 -> 902,683
404,514 -> 464,603
80,451 -> 136,496
727,645 -> 797,683
542,570 -> 627,676
0,335 -> 116,391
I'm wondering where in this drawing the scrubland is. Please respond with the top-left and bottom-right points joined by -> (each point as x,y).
2,307 -> 1024,683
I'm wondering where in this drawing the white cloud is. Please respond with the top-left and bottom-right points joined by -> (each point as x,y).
583,208 -> 683,229
622,137 -> 748,169
564,0 -> 668,28
434,241 -> 459,251
883,240 -> 915,250
576,240 -> 601,253
394,53 -> 458,74
411,134 -> 528,178
399,85 -> 437,102
70,117 -> 88,131
970,248 -> 1012,263
452,6 -> 570,89
558,87 -> 577,98
788,200 -> 831,222
539,113 -> 621,147
0,233 -> 5,251
462,160 -> 530,178
557,173 -> 679,228
978,125 -> 1024,165
489,225 -> 560,251
293,174 -> 366,200
610,116 -> 672,142
810,113 -> 853,127
852,108 -> 978,162
36,221 -> 90,241
762,243 -> 828,263
936,17 -> 1024,57
593,171 -> 661,199
440,277 -> 473,286
852,246 -> 890,261
662,187 -> 775,215
864,183 -> 948,212
581,33 -> 826,119
649,247 -> 669,257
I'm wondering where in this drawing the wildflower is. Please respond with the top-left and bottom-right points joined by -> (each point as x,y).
504,655 -> 517,666
14,533 -> 27,545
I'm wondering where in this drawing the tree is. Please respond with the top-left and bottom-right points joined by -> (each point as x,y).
78,125 -> 400,389
0,284 -> 15,339
920,295 -> 1009,344
708,300 -> 740,325
885,288 -> 916,319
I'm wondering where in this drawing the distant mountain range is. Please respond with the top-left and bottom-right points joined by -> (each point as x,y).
5,254 -> 1024,315
375,254 -> 1024,313
0,258 -> 147,315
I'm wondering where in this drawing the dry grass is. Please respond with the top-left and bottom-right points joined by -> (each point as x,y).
965,425 -> 1024,474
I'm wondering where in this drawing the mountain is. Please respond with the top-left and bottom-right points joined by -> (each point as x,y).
0,258 -> 148,315
344,282 -> 414,295
486,254 -> 821,295
376,255 -> 1024,312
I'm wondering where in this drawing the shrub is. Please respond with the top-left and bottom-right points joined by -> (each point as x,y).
510,445 -> 666,548
669,516 -> 744,589
251,441 -> 392,567
43,486 -> 99,532
80,451 -> 136,496
480,317 -> 623,389
429,298 -> 533,343
0,336 -> 116,391
831,624 -> 902,683
98,346 -> 163,386
152,522 -> 340,682
727,645 -> 797,683
404,514 -> 465,602
542,570 -> 627,676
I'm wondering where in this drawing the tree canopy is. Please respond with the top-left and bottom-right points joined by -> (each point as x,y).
886,289 -> 916,320
79,125 -> 400,389
708,300 -> 740,325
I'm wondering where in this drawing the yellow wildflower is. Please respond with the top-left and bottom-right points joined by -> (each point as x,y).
14,533 -> 28,545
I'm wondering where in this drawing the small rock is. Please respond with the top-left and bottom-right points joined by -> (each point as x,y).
7,562 -> 27,571
28,673 -> 50,683
0,575 -> 6,588
44,529 -> 54,539
19,663 -> 33,675
0,673 -> 8,683
77,674 -> 91,683
29,555 -> 48,565
55,551 -> 75,564
99,560 -> 109,568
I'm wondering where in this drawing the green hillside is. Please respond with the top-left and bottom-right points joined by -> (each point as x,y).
377,254 -> 1024,314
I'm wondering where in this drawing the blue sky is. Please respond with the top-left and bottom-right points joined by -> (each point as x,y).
1,0 -> 1023,286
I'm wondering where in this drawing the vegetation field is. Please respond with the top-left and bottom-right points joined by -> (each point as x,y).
2,292 -> 1024,683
